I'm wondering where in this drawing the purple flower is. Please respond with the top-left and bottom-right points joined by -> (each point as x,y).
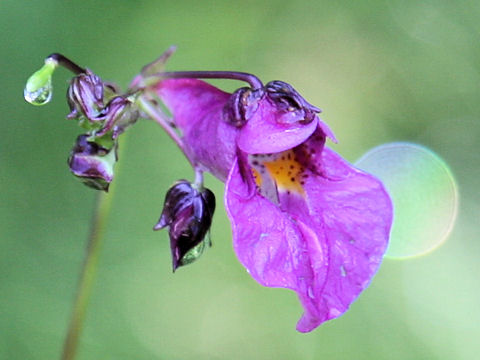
24,50 -> 394,332
155,78 -> 393,332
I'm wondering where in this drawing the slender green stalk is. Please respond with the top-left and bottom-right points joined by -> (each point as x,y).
60,133 -> 126,359
60,189 -> 114,360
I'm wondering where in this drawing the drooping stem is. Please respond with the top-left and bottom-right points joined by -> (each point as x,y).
60,188 -> 115,360
150,70 -> 264,90
47,53 -> 86,75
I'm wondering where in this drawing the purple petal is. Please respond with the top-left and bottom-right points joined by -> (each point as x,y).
225,158 -> 308,288
225,142 -> 392,332
237,98 -> 319,154
156,79 -> 238,180
296,147 -> 392,331
225,158 -> 329,329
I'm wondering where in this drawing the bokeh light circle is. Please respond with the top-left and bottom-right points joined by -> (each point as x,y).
355,142 -> 458,259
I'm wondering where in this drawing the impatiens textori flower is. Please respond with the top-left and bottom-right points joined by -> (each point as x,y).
24,49 -> 393,333
155,78 -> 393,332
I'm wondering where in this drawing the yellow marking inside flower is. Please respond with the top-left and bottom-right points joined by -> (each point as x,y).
252,167 -> 263,187
263,150 -> 305,194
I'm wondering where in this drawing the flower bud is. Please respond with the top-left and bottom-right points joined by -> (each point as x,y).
223,87 -> 264,127
67,69 -> 106,122
95,96 -> 139,138
154,180 -> 216,271
265,80 -> 321,124
68,134 -> 117,191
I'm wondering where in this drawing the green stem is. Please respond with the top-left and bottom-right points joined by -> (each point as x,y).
60,132 -> 126,360
60,190 -> 114,360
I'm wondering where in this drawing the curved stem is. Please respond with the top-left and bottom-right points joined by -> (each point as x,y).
150,70 -> 263,89
47,53 -> 86,75
60,181 -> 116,359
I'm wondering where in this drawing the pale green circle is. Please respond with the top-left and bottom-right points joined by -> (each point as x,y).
355,142 -> 458,259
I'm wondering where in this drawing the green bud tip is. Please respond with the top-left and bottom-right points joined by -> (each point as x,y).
24,57 -> 58,106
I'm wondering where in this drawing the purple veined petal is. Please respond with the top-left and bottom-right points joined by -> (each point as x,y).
225,157 -> 308,289
293,220 -> 329,332
294,145 -> 393,331
156,79 -> 239,181
237,98 -> 319,154
225,158 -> 334,331
225,139 -> 393,332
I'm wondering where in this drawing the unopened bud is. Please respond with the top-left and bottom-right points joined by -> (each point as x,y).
154,180 -> 216,271
67,69 -> 106,121
96,96 -> 139,138
68,134 -> 117,191
265,80 -> 321,124
223,87 -> 264,127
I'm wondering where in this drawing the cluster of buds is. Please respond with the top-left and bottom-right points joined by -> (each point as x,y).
24,54 -> 139,191
24,51 -> 216,270
66,69 -> 138,191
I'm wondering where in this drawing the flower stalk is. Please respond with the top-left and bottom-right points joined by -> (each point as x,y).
47,53 -> 86,75
61,186 -> 115,360
147,70 -> 264,89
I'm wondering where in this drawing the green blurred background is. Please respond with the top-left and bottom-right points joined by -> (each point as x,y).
1,0 -> 479,359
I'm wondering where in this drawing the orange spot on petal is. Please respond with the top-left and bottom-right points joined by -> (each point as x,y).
252,167 -> 262,187
263,150 -> 304,194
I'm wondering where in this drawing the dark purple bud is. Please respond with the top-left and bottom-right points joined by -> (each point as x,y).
95,96 -> 139,138
154,180 -> 216,271
67,69 -> 106,121
265,80 -> 321,124
223,87 -> 264,127
68,134 -> 117,192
